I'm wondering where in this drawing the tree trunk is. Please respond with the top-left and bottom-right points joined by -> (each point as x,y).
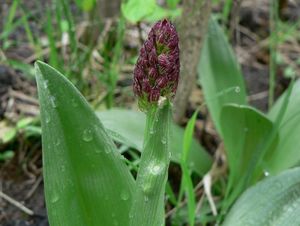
173,0 -> 211,123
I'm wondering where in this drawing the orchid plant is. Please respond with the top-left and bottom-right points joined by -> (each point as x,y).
36,17 -> 300,226
36,19 -> 179,226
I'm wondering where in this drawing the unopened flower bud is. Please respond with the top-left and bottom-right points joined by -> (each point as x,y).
133,19 -> 180,111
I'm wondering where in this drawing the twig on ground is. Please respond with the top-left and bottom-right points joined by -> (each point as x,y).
0,190 -> 34,216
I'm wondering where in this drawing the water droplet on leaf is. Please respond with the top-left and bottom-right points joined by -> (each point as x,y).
95,149 -> 102,154
50,96 -> 58,108
82,129 -> 93,142
45,113 -> 51,123
51,192 -> 59,203
263,170 -> 270,177
120,190 -> 129,201
150,164 -> 164,175
161,137 -> 167,144
71,98 -> 78,107
43,80 -> 49,89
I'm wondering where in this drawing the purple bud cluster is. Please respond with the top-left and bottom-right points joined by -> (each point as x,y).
133,19 -> 180,106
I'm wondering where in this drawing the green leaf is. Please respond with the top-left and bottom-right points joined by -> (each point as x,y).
144,6 -> 181,22
121,0 -> 157,23
121,0 -> 181,23
35,61 -> 135,226
220,104 -> 278,205
2,128 -> 17,143
97,109 -> 212,175
0,150 -> 15,161
198,18 -> 247,135
223,167 -> 300,226
166,0 -> 180,9
16,117 -> 34,129
181,110 -> 199,226
268,79 -> 300,174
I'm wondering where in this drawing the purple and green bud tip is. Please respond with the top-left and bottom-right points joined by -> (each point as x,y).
133,19 -> 180,110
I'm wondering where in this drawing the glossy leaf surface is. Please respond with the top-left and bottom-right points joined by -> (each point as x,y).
97,109 -> 212,175
121,0 -> 180,23
220,104 -> 278,200
268,79 -> 300,174
198,18 -> 247,135
35,61 -> 135,226
223,167 -> 300,226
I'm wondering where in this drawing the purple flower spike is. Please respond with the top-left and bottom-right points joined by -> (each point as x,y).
133,19 -> 180,111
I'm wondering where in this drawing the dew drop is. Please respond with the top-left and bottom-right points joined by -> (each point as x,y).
71,98 -> 78,107
161,137 -> 167,145
45,113 -> 51,123
95,149 -> 102,154
82,129 -> 93,142
104,148 -> 112,154
263,170 -> 270,177
55,139 -> 60,146
61,165 -> 66,172
129,212 -> 134,219
144,195 -> 149,202
120,190 -> 130,201
235,86 -> 240,93
149,128 -> 155,135
43,80 -> 49,89
150,164 -> 164,175
51,192 -> 59,203
50,96 -> 58,108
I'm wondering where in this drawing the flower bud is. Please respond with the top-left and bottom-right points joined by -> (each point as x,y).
133,19 -> 180,111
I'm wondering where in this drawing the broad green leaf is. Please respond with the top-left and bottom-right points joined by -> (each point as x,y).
121,0 -> 157,23
198,18 -> 247,135
223,167 -> 300,226
35,61 -> 135,226
97,109 -> 212,175
220,104 -> 278,199
121,0 -> 180,23
144,6 -> 181,22
268,79 -> 300,174
166,0 -> 180,9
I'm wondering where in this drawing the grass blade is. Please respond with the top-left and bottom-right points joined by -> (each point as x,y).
181,110 -> 199,226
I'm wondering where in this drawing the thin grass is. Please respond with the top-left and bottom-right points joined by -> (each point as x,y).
180,110 -> 199,226
2,0 -> 21,49
268,0 -> 279,108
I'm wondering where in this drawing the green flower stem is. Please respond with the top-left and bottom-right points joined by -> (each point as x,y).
130,99 -> 172,226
